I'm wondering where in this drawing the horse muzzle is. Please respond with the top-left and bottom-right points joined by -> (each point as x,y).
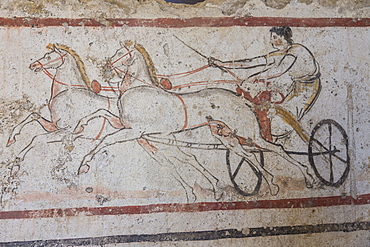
29,62 -> 42,72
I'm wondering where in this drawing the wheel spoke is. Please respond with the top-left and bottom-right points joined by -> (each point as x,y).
232,158 -> 245,179
226,150 -> 262,196
308,119 -> 350,187
310,138 -> 347,163
328,122 -> 334,183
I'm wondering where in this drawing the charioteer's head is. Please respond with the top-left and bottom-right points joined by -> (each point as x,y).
269,26 -> 293,50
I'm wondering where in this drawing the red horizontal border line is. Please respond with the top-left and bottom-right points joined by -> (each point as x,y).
0,17 -> 369,28
1,193 -> 369,220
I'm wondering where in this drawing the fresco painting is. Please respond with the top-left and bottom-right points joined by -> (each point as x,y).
0,18 -> 369,244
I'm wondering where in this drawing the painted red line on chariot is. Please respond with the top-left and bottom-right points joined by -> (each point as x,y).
1,193 -> 369,220
0,17 -> 369,28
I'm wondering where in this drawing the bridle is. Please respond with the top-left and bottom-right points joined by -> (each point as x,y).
36,50 -> 73,87
36,50 -> 67,73
108,45 -> 134,79
108,45 -> 154,88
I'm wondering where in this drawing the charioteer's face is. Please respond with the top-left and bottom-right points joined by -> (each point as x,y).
270,33 -> 288,49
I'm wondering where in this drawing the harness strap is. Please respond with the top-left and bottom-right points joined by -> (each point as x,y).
92,97 -> 111,142
173,93 -> 188,130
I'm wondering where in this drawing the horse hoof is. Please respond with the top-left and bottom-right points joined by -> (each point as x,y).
6,139 -> 15,147
10,165 -> 20,176
78,164 -> 90,175
305,179 -> 314,188
74,127 -> 84,134
270,184 -> 280,196
214,190 -> 224,201
304,175 -> 316,188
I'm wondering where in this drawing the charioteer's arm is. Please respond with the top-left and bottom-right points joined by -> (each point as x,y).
209,55 -> 275,69
258,54 -> 296,80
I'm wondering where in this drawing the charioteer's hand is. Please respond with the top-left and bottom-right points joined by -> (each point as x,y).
208,57 -> 229,73
208,57 -> 222,67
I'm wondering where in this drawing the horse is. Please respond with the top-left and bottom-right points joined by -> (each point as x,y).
7,43 -> 120,162
74,41 -> 315,196
6,43 -> 224,202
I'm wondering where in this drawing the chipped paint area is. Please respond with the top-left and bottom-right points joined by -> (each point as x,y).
0,0 -> 369,18
0,95 -> 40,133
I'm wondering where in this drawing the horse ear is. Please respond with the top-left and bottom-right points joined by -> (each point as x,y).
124,40 -> 135,47
119,41 -> 124,47
46,43 -> 55,51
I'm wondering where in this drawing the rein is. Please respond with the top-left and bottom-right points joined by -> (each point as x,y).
109,46 -> 134,67
110,43 -> 244,92
37,52 -> 117,92
110,47 -> 155,88
157,65 -> 243,88
157,65 -> 210,79
157,64 -> 243,87
37,51 -> 85,89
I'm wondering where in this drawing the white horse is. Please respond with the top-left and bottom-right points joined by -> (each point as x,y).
8,43 -> 223,202
7,43 -> 119,161
74,41 -> 315,196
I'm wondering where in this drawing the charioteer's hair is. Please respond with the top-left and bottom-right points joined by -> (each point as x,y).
270,26 -> 293,44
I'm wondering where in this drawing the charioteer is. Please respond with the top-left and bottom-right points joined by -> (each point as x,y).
209,26 -> 321,143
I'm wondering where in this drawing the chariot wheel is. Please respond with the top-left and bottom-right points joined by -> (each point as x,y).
226,150 -> 263,196
308,119 -> 350,187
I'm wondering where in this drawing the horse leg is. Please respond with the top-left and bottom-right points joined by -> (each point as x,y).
248,152 -> 280,196
12,129 -> 67,164
78,128 -> 142,174
137,138 -> 197,202
74,109 -> 128,134
171,146 -> 223,200
7,112 -> 58,146
208,120 -> 279,195
253,136 -> 315,188
232,149 -> 279,196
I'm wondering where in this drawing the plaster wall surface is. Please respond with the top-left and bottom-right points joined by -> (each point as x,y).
0,0 -> 369,246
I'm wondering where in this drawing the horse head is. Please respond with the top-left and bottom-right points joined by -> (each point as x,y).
29,43 -> 66,72
102,40 -> 137,84
104,41 -> 161,89
30,43 -> 94,91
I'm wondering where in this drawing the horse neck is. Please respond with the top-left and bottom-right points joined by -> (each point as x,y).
126,51 -> 154,88
52,54 -> 86,95
126,44 -> 161,89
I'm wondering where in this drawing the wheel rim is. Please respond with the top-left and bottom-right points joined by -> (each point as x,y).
226,150 -> 263,196
308,119 -> 350,187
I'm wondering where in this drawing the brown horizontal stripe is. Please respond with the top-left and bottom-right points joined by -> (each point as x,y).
1,193 -> 369,220
0,17 -> 369,28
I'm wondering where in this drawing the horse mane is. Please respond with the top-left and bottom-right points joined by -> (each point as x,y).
52,43 -> 92,90
125,41 -> 160,87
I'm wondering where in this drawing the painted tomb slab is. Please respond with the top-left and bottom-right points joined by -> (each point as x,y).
0,19 -> 368,233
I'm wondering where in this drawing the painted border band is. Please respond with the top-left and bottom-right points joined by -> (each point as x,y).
1,193 -> 369,220
0,17 -> 369,28
1,221 -> 369,246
